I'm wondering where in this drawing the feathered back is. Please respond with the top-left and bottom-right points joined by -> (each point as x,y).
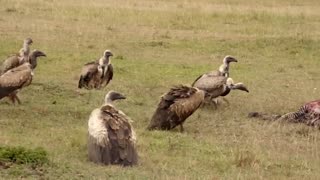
192,75 -> 228,98
88,105 -> 138,166
0,55 -> 21,75
78,62 -> 99,89
0,63 -> 32,99
148,85 -> 205,131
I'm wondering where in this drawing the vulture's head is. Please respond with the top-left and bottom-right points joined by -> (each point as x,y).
227,78 -> 249,93
103,50 -> 113,58
233,83 -> 249,92
24,38 -> 33,45
31,50 -> 47,58
223,55 -> 237,64
104,91 -> 126,104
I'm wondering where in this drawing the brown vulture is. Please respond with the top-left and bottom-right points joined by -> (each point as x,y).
87,91 -> 138,166
78,50 -> 113,90
0,50 -> 46,104
147,85 -> 205,132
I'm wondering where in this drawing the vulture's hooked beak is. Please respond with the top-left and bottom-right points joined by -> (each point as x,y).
241,87 -> 249,93
117,94 -> 126,100
231,58 -> 238,63
40,52 -> 47,57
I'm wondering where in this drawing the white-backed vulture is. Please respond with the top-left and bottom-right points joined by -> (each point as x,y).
205,55 -> 238,77
18,38 -> 33,63
0,38 -> 34,74
0,50 -> 46,104
0,49 -> 44,75
248,99 -> 320,128
192,75 -> 249,102
78,50 -> 113,90
88,91 -> 138,166
147,85 -> 205,132
217,55 -> 237,77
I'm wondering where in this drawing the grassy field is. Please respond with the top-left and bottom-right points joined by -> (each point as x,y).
0,0 -> 320,179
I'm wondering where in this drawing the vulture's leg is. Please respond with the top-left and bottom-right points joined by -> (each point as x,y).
180,124 -> 184,132
8,95 -> 16,104
7,92 -> 20,105
221,97 -> 230,105
87,90 -> 92,104
210,97 -> 218,109
14,94 -> 21,105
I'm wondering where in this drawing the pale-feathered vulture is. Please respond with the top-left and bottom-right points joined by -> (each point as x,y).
0,50 -> 46,104
19,38 -> 33,63
207,55 -> 238,77
78,50 -> 113,90
192,75 -> 249,103
0,49 -> 44,75
0,38 -> 33,74
87,91 -> 138,166
147,85 -> 205,132
248,99 -> 320,128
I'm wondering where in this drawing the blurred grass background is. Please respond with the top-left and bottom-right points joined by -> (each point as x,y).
0,0 -> 320,179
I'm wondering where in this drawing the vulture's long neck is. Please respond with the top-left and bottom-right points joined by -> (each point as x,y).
103,99 -> 114,106
99,56 -> 110,66
220,86 -> 231,96
29,54 -> 38,69
218,61 -> 230,76
99,57 -> 111,77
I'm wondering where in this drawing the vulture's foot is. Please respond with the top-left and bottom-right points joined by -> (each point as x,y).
8,94 -> 21,105
179,124 -> 184,133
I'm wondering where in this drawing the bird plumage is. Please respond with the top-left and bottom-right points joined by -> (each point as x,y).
87,91 -> 138,166
78,50 -> 113,90
192,75 -> 249,101
0,55 -> 21,75
0,63 -> 33,100
148,85 -> 205,132
0,50 -> 46,104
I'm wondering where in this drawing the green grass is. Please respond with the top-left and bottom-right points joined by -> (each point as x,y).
0,0 -> 320,179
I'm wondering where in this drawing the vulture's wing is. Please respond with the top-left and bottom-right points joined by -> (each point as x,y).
0,55 -> 21,74
148,85 -> 205,130
102,64 -> 113,87
78,62 -> 99,89
191,70 -> 222,87
0,64 -> 32,99
169,86 -> 205,121
192,75 -> 227,93
81,62 -> 98,75
101,105 -> 138,166
88,105 -> 138,166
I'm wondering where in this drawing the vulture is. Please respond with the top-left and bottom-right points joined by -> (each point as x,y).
147,85 -> 205,132
0,50 -> 46,104
19,38 -> 33,63
78,50 -> 113,90
0,63 -> 33,104
0,38 -> 33,74
248,99 -> 320,128
192,75 -> 249,104
207,55 -> 238,77
87,91 -> 138,166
